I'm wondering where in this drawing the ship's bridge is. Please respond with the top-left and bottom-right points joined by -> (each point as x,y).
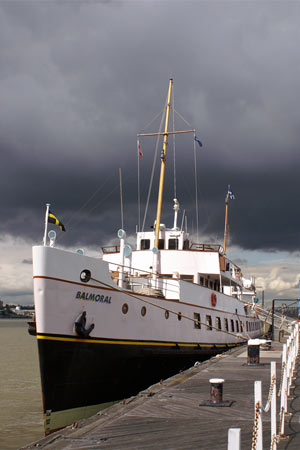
136,225 -> 189,251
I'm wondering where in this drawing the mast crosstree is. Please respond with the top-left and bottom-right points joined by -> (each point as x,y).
137,79 -> 196,250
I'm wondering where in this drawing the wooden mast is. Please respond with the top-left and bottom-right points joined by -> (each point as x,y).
154,78 -> 173,249
223,193 -> 229,253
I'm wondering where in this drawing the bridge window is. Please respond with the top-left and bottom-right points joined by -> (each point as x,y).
169,239 -> 179,250
236,320 -> 239,332
141,239 -> 150,250
158,239 -> 165,249
216,317 -> 222,330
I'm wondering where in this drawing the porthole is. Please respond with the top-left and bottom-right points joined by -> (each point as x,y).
178,312 -> 182,321
141,306 -> 146,317
122,303 -> 128,314
165,310 -> 169,319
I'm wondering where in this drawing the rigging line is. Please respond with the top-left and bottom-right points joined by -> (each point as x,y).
85,183 -> 120,216
172,84 -> 177,199
55,176 -> 113,243
63,176 -> 112,228
89,275 -> 248,341
174,108 -> 193,128
194,132 -> 199,242
141,98 -> 167,233
56,184 -> 120,243
142,108 -> 165,131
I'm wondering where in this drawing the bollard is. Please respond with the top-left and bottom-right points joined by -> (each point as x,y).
254,381 -> 263,450
248,339 -> 261,365
228,428 -> 241,450
209,378 -> 224,403
199,378 -> 233,407
270,362 -> 277,450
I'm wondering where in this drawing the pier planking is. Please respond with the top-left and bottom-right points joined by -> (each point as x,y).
22,342 -> 300,449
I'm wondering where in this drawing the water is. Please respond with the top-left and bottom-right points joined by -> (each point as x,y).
0,320 -> 44,450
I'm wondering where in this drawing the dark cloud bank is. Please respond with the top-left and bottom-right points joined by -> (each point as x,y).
1,1 -> 300,252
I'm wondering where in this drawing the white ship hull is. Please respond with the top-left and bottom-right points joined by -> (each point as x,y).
33,245 -> 262,434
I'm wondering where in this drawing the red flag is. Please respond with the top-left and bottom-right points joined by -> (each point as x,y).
137,139 -> 143,157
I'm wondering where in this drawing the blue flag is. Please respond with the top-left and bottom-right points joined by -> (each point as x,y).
194,135 -> 203,148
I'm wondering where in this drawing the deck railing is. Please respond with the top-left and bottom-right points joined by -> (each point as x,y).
227,323 -> 299,450
189,243 -> 222,252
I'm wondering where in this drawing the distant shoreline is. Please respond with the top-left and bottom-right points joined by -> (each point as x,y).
0,315 -> 32,319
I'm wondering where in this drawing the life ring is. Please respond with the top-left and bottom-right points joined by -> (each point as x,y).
211,292 -> 217,307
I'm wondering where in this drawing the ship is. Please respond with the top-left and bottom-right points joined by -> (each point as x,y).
32,79 -> 263,435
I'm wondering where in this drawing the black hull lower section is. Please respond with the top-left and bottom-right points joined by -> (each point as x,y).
37,336 -> 240,429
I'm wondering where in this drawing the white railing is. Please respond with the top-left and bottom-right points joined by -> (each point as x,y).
227,323 -> 299,450
278,323 -> 299,439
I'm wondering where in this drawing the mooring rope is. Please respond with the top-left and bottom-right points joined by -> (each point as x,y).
88,274 -> 249,341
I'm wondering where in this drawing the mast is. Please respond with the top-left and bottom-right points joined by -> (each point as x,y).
154,78 -> 173,249
223,193 -> 229,253
223,185 -> 235,253
136,79 -> 196,248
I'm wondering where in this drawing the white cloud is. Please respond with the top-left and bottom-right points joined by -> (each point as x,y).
0,234 -> 34,304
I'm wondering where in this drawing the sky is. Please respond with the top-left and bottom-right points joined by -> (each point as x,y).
1,0 -> 300,306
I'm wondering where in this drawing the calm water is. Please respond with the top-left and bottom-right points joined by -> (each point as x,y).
0,320 -> 44,450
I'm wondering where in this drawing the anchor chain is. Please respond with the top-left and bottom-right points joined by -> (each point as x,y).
263,375 -> 275,412
270,433 -> 279,450
251,401 -> 261,450
278,406 -> 285,440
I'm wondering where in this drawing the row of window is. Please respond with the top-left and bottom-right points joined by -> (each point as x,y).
156,273 -> 220,291
140,238 -> 190,250
193,313 -> 260,332
199,277 -> 220,291
121,303 -> 261,333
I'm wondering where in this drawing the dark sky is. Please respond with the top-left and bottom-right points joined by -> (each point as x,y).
1,1 -> 300,303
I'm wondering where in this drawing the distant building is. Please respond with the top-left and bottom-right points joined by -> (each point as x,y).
0,300 -> 3,309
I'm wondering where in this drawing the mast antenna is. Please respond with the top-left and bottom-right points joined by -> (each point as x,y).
119,168 -> 124,230
223,185 -> 235,253
194,132 -> 199,243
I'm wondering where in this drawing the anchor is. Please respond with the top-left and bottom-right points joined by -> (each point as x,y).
75,311 -> 94,338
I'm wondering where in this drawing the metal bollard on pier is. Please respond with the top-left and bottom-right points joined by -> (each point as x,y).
199,378 -> 233,407
247,339 -> 261,365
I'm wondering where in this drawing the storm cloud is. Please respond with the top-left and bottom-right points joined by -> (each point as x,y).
1,0 -> 300,255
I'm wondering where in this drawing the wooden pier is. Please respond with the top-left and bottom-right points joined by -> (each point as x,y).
22,343 -> 300,449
